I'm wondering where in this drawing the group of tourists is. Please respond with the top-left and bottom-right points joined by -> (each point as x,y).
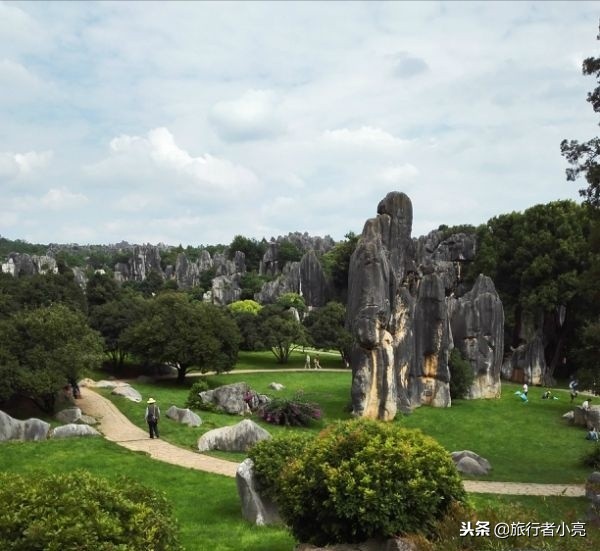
304,354 -> 322,369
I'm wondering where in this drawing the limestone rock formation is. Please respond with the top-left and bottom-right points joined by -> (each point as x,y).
501,334 -> 545,385
55,407 -> 98,425
0,410 -> 50,441
165,406 -> 202,427
347,192 -> 504,419
1,253 -> 57,277
111,384 -> 142,402
52,424 -> 101,439
197,419 -> 271,452
198,382 -> 251,415
255,262 -> 301,304
236,458 -> 281,526
299,250 -> 330,308
211,274 -> 243,305
449,275 -> 504,399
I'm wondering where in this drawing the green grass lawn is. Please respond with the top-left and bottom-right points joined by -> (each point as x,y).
102,365 -> 594,484
3,352 -> 599,550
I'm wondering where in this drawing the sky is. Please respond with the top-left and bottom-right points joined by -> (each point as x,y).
1,1 -> 599,247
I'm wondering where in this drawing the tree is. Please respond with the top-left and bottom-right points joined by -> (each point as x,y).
228,235 -> 266,272
561,23 -> 600,208
304,301 -> 353,362
227,299 -> 262,315
278,240 -> 302,264
17,272 -> 87,313
85,271 -> 121,307
258,304 -> 308,363
0,304 -> 104,411
470,201 -> 592,384
121,292 -> 241,382
321,232 -> 359,301
88,291 -> 148,371
276,292 -> 306,315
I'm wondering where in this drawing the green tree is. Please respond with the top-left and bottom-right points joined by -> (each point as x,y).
561,23 -> 600,208
470,201 -> 591,384
227,299 -> 262,315
276,292 -> 306,314
121,292 -> 240,382
304,301 -> 352,362
239,271 -> 266,300
278,240 -> 302,264
448,348 -> 474,399
0,304 -> 104,411
88,291 -> 148,371
17,272 -> 87,313
259,304 -> 308,363
85,271 -> 121,308
321,232 -> 359,301
228,235 -> 267,272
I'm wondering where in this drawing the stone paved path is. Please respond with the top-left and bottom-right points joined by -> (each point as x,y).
78,386 -> 585,496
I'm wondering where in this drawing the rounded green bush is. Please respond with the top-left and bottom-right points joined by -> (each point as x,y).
248,431 -> 314,499
276,418 -> 467,545
0,470 -> 182,551
185,379 -> 210,410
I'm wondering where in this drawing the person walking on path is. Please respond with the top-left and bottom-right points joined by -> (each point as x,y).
145,398 -> 160,439
522,383 -> 528,399
313,354 -> 322,369
305,354 -> 311,369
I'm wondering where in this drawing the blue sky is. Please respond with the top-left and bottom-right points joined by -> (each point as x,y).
1,1 -> 599,246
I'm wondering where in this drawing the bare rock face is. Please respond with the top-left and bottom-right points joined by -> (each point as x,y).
255,262 -> 301,304
236,458 -> 282,526
449,275 -> 504,399
299,250 -> 330,308
1,253 -> 58,276
347,192 -> 504,419
0,410 -> 50,441
501,334 -> 545,385
166,406 -> 202,427
211,274 -> 243,305
197,419 -> 271,452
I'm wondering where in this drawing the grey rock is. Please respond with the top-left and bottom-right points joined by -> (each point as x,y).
268,382 -> 285,391
449,275 -> 504,399
586,472 -> 600,500
563,411 -> 575,423
211,274 -> 242,305
52,424 -> 101,439
93,380 -> 121,389
299,250 -> 330,308
198,382 -> 251,415
0,410 -> 50,441
585,405 -> 600,430
55,407 -> 83,424
111,384 -> 142,402
197,419 -> 271,452
256,261 -> 301,304
236,458 -> 281,526
451,450 -> 491,475
166,406 -> 202,427
501,334 -> 545,386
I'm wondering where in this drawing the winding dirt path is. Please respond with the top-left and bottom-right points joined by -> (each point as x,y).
78,386 -> 585,496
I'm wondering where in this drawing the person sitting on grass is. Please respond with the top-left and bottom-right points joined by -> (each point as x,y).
586,427 -> 599,441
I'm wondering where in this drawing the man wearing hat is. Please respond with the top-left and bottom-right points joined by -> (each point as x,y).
145,398 -> 160,439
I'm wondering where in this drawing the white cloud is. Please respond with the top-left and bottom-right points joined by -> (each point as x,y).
379,164 -> 419,184
0,150 -> 52,179
94,127 -> 261,198
209,89 -> 284,141
40,187 -> 89,210
322,126 -> 411,151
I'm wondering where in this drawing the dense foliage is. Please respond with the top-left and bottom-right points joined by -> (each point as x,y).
258,304 -> 308,363
303,301 -> 352,360
275,419 -> 466,545
121,292 -> 241,382
184,379 -> 211,410
0,304 -> 103,411
448,348 -> 474,399
0,471 -> 182,551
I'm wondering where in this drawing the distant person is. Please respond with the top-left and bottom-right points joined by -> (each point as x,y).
313,354 -> 321,370
145,398 -> 160,439
305,354 -> 311,369
542,390 -> 553,400
586,427 -> 599,441
522,383 -> 528,398
582,398 -> 592,410
569,378 -> 579,402
68,377 -> 81,399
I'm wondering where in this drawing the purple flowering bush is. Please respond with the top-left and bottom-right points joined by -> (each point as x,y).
258,392 -> 322,426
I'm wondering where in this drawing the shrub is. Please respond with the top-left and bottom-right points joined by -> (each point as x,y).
248,432 -> 314,499
185,379 -> 210,410
449,348 -> 474,399
276,418 -> 466,546
0,470 -> 181,551
258,392 -> 322,426
582,442 -> 600,469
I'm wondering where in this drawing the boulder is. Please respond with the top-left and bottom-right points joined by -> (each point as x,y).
585,405 -> 600,430
268,383 -> 285,391
563,411 -> 575,423
166,406 -> 202,427
451,450 -> 492,476
55,407 -> 97,425
236,458 -> 281,526
501,334 -> 545,386
52,424 -> 101,439
197,419 -> 271,452
198,382 -> 251,415
111,384 -> 142,402
93,380 -> 121,389
0,410 -> 50,441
